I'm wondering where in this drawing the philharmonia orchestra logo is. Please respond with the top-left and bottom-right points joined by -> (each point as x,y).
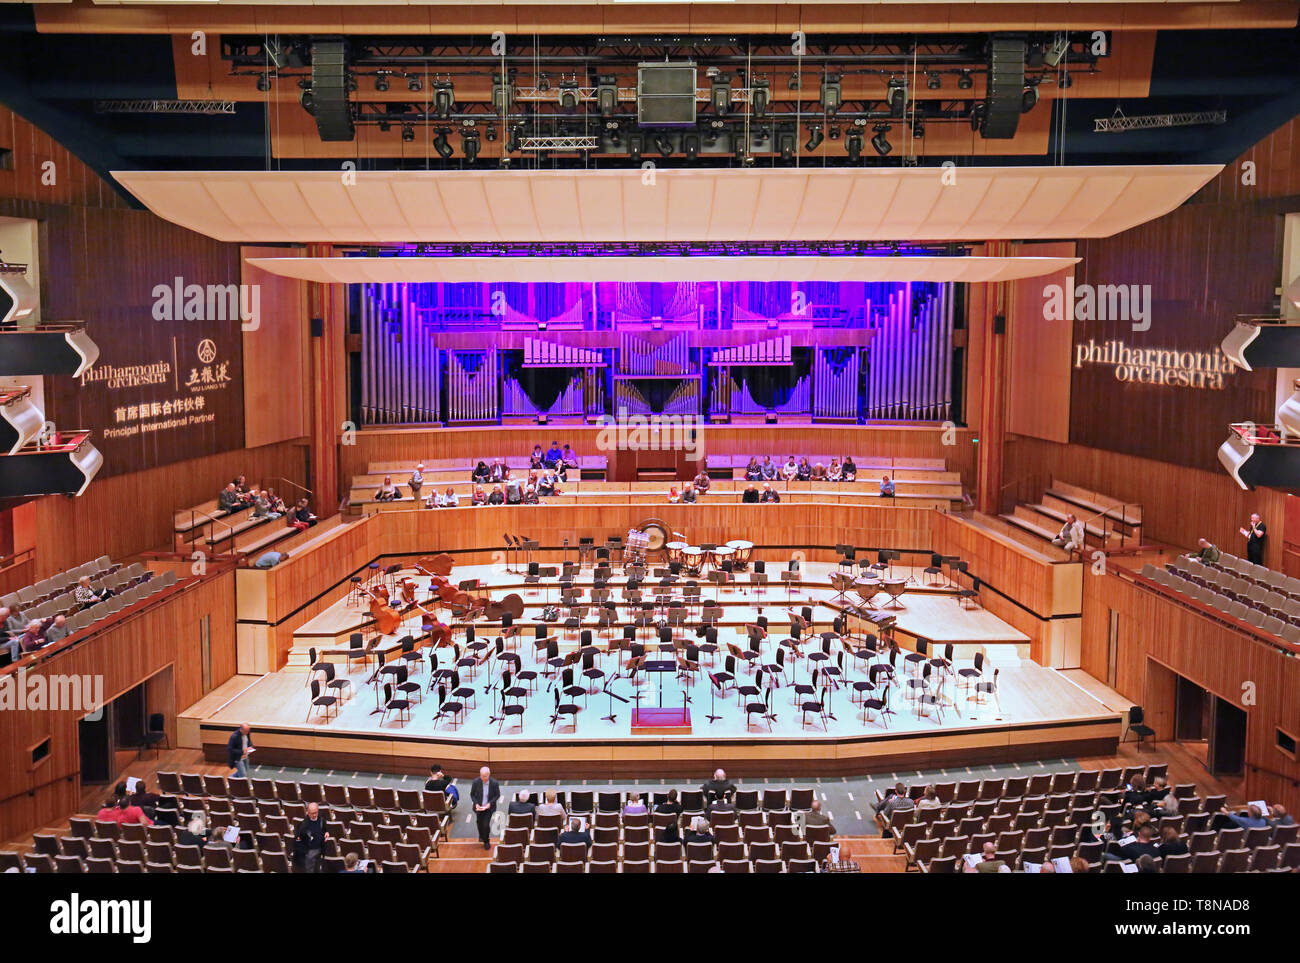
79,360 -> 171,390
1073,339 -> 1238,389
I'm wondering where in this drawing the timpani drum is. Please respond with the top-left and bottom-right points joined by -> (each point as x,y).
682,546 -> 705,575
710,544 -> 735,569
625,528 -> 650,563
725,539 -> 754,569
882,578 -> 907,608
853,575 -> 881,602
665,541 -> 689,565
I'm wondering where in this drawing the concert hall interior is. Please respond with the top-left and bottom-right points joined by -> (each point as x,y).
2,0 -> 1300,885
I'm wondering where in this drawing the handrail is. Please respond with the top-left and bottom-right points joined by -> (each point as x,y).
184,506 -> 238,556
268,475 -> 312,500
0,546 -> 36,573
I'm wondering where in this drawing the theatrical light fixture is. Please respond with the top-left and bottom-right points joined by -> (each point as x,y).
710,71 -> 731,114
871,123 -> 892,156
779,132 -> 796,161
485,124 -> 497,142
787,72 -> 801,91
505,125 -> 521,153
378,120 -> 390,133
886,77 -> 907,117
957,70 -> 974,90
374,72 -> 389,92
299,89 -> 315,114
604,121 -> 622,147
927,72 -> 942,90
828,125 -> 841,140
461,126 -> 480,162
433,81 -> 454,118
597,74 -> 619,118
683,133 -> 699,159
1021,84 -> 1039,113
969,102 -> 985,131
433,128 -> 453,158
407,74 -> 422,93
492,73 -> 514,113
654,132 -> 674,157
558,82 -> 580,113
1059,71 -> 1073,89
912,118 -> 925,138
401,124 -> 414,142
805,125 -> 824,151
845,130 -> 864,162
628,134 -> 643,163
750,77 -> 769,117
256,73 -> 271,92
820,73 -> 842,116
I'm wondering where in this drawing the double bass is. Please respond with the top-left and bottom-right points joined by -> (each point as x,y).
360,584 -> 402,637
397,576 -> 453,648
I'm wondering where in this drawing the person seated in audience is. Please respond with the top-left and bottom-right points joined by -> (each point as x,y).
965,841 -> 1008,873
873,782 -> 914,835
742,484 -> 760,504
692,469 -> 710,494
536,791 -> 566,820
472,460 -> 491,482
760,483 -> 781,503
1153,790 -> 1180,818
530,445 -> 545,469
266,489 -> 287,515
680,484 -> 697,504
505,480 -> 522,505
744,457 -> 763,481
701,768 -> 736,803
562,444 -> 579,469
374,475 -> 400,501
558,817 -> 592,849
656,789 -> 683,818
916,785 -> 942,809
490,459 -> 508,483
425,763 -> 452,794
623,792 -> 648,816
544,440 -> 564,468
1134,854 -> 1160,873
75,575 -> 113,608
3,604 -> 24,639
408,464 -> 425,503
760,455 -> 778,480
487,485 -> 505,505
125,780 -> 161,821
1122,774 -> 1153,809
1051,513 -> 1086,554
18,620 -> 46,654
684,816 -> 715,847
1218,803 -> 1269,830
470,485 -> 487,507
218,482 -> 243,514
805,799 -> 836,834
667,486 -> 680,504
233,474 -> 254,499
810,462 -> 826,481
1157,825 -> 1188,858
438,487 -> 460,508
290,498 -> 318,532
537,472 -> 556,497
175,812 -> 210,848
41,614 -> 70,646
1268,804 -> 1293,827
342,853 -> 367,874
95,795 -> 123,824
521,484 -> 539,505
1107,822 -> 1160,862
796,457 -> 812,481
555,460 -> 569,483
827,458 -> 842,482
781,455 -> 799,480
251,490 -> 281,520
1189,537 -> 1221,565
508,790 -> 536,817
879,473 -> 895,497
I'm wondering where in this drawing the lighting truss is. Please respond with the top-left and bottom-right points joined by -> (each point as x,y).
1093,109 -> 1227,133
518,135 -> 600,151
92,100 -> 237,115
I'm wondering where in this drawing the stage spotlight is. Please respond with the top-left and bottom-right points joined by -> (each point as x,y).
779,132 -> 796,161
433,128 -> 453,158
433,81 -> 454,118
299,89 -> 315,115
820,73 -> 842,116
505,125 -> 521,153
957,70 -> 974,90
683,133 -> 700,160
654,132 -> 674,157
750,77 -> 769,117
787,72 -> 801,91
1021,84 -> 1039,113
845,130 -> 864,162
492,73 -> 514,113
871,123 -> 892,156
912,118 -> 925,138
710,71 -> 731,115
886,77 -> 907,117
537,73 -> 551,92
461,127 -> 480,162
597,74 -> 618,118
485,124 -> 497,142
828,125 -> 840,140
407,74 -> 423,93
628,134 -> 643,164
927,72 -> 942,90
256,73 -> 271,92
969,102 -> 985,131
375,72 -> 389,93
558,82 -> 580,113
378,120 -> 391,133
605,121 -> 621,147
401,124 -> 415,143
1059,71 -> 1073,89
804,125 -> 824,152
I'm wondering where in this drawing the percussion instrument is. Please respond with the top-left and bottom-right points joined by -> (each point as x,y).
665,541 -> 688,565
725,539 -> 754,569
710,544 -> 735,569
853,575 -> 881,600
881,578 -> 907,609
637,519 -> 671,552
625,528 -> 650,563
681,546 -> 704,574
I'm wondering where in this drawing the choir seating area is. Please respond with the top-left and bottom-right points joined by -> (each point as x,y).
1143,554 -> 1300,648
1002,481 -> 1145,552
1,558 -> 171,640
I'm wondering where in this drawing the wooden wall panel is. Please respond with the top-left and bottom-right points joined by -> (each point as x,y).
31,437 -> 309,578
1196,113 -> 1300,204
1003,435 -> 1289,566
0,106 -> 128,209
0,569 -> 236,840
1007,241 -> 1074,444
1083,569 -> 1300,811
242,245 -> 310,450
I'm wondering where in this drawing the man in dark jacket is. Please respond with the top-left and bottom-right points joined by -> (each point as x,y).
558,818 -> 592,849
470,765 -> 501,851
226,723 -> 253,777
294,801 -> 329,873
701,768 -> 736,804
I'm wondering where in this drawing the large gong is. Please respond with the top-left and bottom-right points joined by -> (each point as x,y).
638,518 -> 671,552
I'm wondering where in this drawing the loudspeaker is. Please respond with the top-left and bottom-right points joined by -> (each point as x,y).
637,62 -> 698,128
980,34 -> 1026,139
993,313 -> 1006,334
310,317 -> 324,337
309,38 -> 354,142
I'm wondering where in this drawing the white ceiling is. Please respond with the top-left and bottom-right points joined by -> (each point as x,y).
244,253 -> 1081,283
114,165 -> 1221,245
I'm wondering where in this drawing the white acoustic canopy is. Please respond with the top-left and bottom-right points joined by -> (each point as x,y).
245,254 -> 1081,284
113,165 -> 1221,245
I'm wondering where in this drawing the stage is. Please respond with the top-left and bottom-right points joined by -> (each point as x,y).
192,561 -> 1114,778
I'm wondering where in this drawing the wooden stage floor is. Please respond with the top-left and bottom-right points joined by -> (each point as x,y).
194,561 -> 1107,778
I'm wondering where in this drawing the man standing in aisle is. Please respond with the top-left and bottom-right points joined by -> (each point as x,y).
1240,513 -> 1267,565
226,723 -> 254,778
470,765 -> 501,851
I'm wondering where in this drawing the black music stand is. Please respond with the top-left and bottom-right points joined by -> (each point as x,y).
705,672 -> 724,723
781,569 -> 799,604
601,674 -> 629,723
642,659 -> 676,710
503,534 -> 517,573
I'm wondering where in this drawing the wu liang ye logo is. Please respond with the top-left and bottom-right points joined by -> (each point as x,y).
1073,339 -> 1237,389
